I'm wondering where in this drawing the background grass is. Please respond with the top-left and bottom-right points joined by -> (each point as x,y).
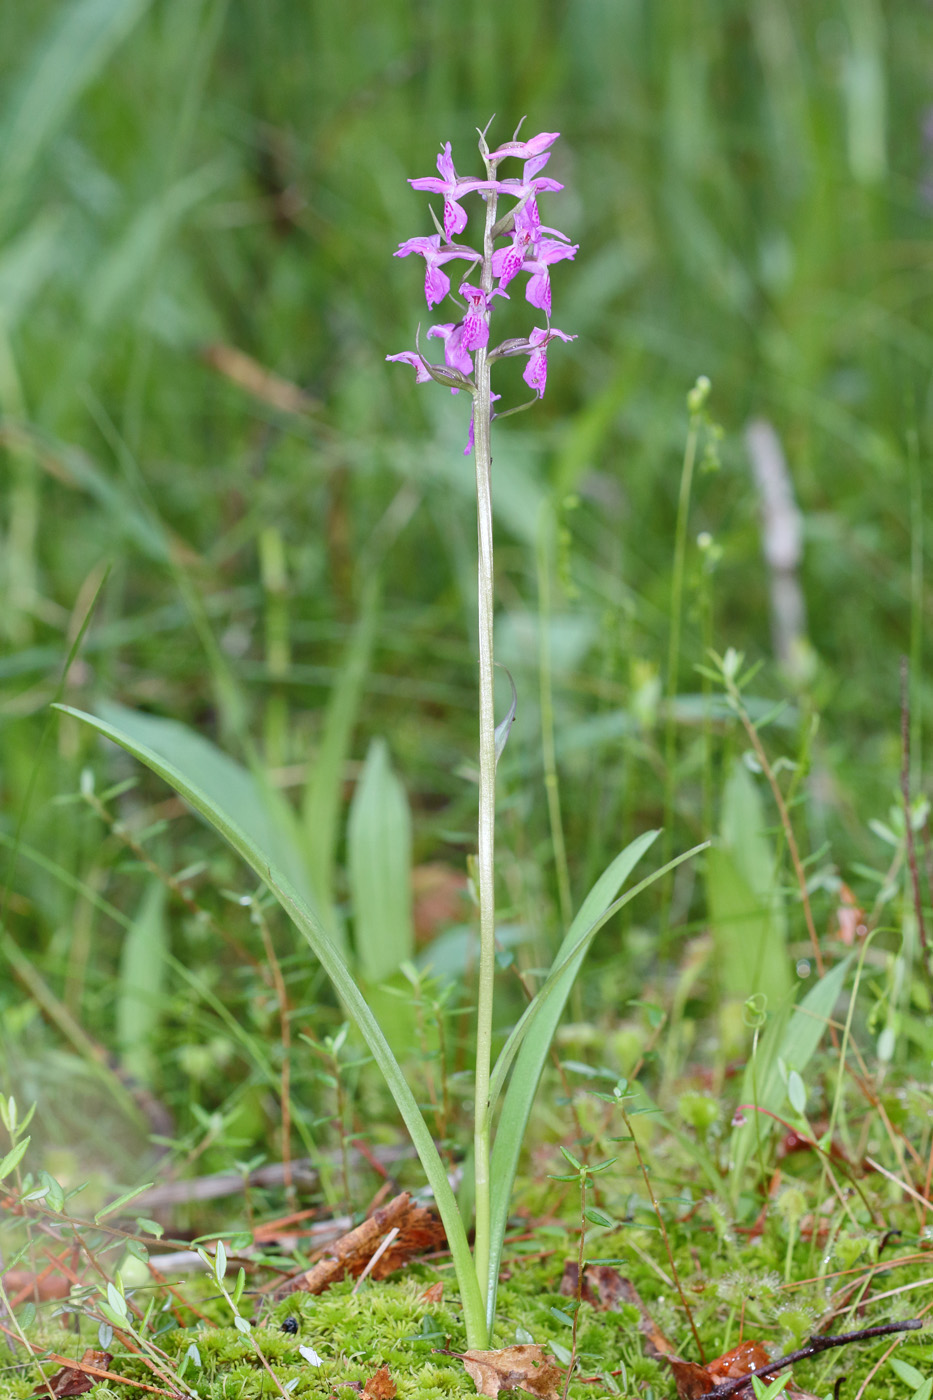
1,0 -> 932,1191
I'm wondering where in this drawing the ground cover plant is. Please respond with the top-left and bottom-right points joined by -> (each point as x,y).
2,2 -> 933,1398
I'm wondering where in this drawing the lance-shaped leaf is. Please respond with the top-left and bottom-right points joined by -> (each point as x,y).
55,703 -> 487,1346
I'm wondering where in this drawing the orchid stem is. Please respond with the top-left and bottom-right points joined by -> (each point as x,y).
471,160 -> 500,1337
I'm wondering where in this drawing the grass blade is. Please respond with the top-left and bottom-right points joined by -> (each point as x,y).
0,0 -> 152,217
302,578 -> 378,917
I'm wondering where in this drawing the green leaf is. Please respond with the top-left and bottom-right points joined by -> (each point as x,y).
485,831 -> 704,1330
582,1204 -> 616,1226
584,1207 -> 616,1228
730,956 -> 852,1196
55,702 -> 486,1347
706,760 -> 790,1002
302,580 -> 378,921
347,737 -> 414,982
787,1069 -> 807,1116
0,1136 -> 30,1181
95,1181 -> 155,1223
890,1361 -> 925,1391
116,879 -> 166,1086
96,701 -> 324,930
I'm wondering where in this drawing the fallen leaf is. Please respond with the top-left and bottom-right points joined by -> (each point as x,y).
458,1345 -> 564,1400
277,1192 -> 447,1296
558,1261 -> 674,1356
32,1351 -> 112,1398
361,1366 -> 396,1400
707,1343 -> 772,1381
667,1357 -> 718,1400
667,1341 -> 774,1400
421,1281 -> 444,1304
3,1269 -> 71,1304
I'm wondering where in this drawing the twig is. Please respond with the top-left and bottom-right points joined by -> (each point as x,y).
695,1320 -> 923,1399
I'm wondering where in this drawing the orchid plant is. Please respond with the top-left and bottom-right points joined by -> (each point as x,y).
58,120 -> 699,1350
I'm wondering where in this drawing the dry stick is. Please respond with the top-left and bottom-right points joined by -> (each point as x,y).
620,1107 -> 704,1363
695,1320 -> 923,1400
899,656 -> 931,978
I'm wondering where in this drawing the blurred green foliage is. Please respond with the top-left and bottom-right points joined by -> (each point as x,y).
1,0 -> 931,1176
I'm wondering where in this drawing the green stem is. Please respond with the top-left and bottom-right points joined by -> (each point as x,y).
471,166 -> 500,1340
661,405 -> 701,943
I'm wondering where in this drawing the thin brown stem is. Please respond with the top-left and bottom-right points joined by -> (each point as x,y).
621,1107 -> 704,1362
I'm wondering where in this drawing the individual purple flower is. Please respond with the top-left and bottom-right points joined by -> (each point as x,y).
394,234 -> 481,309
492,232 -> 578,316
522,327 -> 576,399
410,142 -> 503,242
384,350 -> 433,384
459,283 -> 507,351
427,320 -> 473,385
495,152 -> 564,208
487,131 -> 560,162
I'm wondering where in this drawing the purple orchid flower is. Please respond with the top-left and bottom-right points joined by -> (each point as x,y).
522,327 -> 576,399
459,283 -> 509,351
495,152 -> 564,210
492,231 -> 578,316
394,234 -> 482,309
410,142 -> 503,242
384,350 -> 433,384
487,131 -> 560,162
427,320 -> 474,386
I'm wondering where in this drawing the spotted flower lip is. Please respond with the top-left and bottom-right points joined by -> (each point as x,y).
522,326 -> 576,399
492,234 -> 578,316
394,234 -> 482,309
409,141 -> 505,241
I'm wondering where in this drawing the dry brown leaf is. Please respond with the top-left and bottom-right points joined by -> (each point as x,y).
667,1357 -> 719,1400
3,1269 -> 71,1304
668,1341 -> 774,1400
277,1192 -> 447,1296
458,1345 -> 564,1400
32,1350 -> 112,1398
558,1261 -> 674,1357
421,1281 -> 444,1304
707,1342 -> 772,1382
361,1366 -> 396,1400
